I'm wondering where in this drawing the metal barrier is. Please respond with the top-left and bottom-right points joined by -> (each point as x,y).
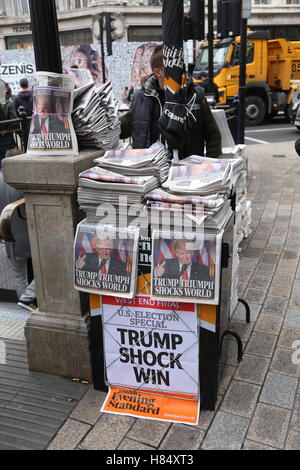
0,116 -> 31,153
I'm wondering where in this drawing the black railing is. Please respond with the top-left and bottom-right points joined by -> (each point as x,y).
0,116 -> 32,153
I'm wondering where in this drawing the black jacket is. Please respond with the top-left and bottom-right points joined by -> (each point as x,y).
31,115 -> 69,134
81,254 -> 128,278
130,75 -> 221,159
198,79 -> 219,103
13,90 -> 33,117
158,258 -> 211,282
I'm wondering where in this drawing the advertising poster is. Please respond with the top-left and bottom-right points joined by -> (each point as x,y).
101,293 -> 200,425
101,294 -> 199,396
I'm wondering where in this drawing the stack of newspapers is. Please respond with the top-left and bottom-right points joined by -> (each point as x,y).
94,141 -> 170,184
77,142 -> 170,221
217,145 -> 252,317
230,225 -> 240,317
145,187 -> 229,230
221,145 -> 252,242
148,155 -> 245,230
72,81 -> 120,150
163,155 -> 244,195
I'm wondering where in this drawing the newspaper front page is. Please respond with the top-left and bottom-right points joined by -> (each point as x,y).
164,159 -> 231,193
27,72 -> 78,156
64,67 -> 94,98
74,221 -> 139,298
151,230 -> 223,305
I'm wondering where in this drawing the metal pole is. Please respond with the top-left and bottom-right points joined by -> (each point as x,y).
237,15 -> 247,144
207,0 -> 214,89
99,14 -> 106,84
28,0 -> 62,73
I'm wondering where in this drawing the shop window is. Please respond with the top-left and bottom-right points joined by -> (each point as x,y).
56,0 -> 72,11
230,42 -> 254,66
286,0 -> 300,4
6,34 -> 33,49
0,0 -> 6,15
148,0 -> 163,5
13,0 -> 29,16
75,0 -> 88,7
246,44 -> 254,64
128,26 -> 162,42
59,28 -> 92,46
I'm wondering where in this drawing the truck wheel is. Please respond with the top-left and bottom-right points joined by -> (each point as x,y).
245,96 -> 266,126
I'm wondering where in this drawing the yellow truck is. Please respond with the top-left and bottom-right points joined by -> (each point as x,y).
193,30 -> 300,126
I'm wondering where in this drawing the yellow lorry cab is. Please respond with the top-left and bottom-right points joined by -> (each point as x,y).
193,30 -> 300,126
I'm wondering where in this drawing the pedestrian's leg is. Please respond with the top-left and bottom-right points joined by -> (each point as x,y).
10,258 -> 28,299
19,279 -> 36,303
18,280 -> 37,312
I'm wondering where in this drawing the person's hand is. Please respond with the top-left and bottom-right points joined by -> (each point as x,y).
155,260 -> 166,277
0,130 -> 7,136
76,254 -> 86,269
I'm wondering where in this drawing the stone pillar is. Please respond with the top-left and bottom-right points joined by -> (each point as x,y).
2,150 -> 102,381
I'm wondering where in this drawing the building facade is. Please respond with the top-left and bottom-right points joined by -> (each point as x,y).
250,0 -> 300,41
0,0 -> 299,51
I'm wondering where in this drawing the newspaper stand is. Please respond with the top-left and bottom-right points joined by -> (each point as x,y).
88,195 -> 246,411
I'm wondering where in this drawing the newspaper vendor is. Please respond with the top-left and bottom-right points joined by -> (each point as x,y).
129,44 -> 222,159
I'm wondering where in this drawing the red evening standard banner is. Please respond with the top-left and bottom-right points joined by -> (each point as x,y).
102,294 -> 199,397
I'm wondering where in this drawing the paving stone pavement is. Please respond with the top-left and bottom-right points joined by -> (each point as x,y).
1,140 -> 300,450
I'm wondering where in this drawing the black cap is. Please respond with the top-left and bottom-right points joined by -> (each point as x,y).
199,71 -> 208,78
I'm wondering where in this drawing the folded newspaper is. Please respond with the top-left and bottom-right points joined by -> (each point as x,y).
220,144 -> 246,160
148,154 -> 246,230
150,230 -> 223,305
27,72 -> 78,156
64,68 -> 94,98
211,109 -> 236,149
74,221 -> 139,298
72,80 -> 120,150
77,170 -> 159,222
145,188 -> 227,227
145,188 -> 225,210
94,142 -> 170,184
78,142 -> 169,220
163,155 -> 244,195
